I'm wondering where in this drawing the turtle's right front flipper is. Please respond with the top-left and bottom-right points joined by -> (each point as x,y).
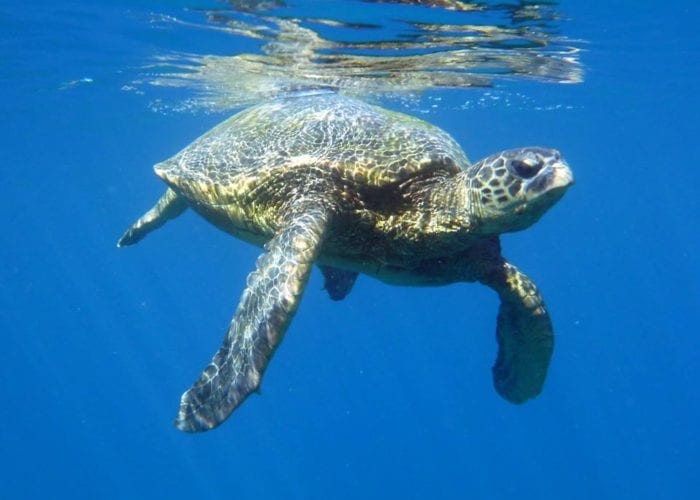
174,202 -> 332,432
117,188 -> 188,247
480,261 -> 554,404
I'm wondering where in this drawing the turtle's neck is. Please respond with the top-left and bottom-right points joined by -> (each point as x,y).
422,171 -> 480,233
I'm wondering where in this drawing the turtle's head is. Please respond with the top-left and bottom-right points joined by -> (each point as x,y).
467,147 -> 573,234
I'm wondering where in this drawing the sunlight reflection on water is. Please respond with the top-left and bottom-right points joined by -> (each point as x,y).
131,0 -> 583,112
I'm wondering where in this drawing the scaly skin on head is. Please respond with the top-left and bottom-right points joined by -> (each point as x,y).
458,147 -> 574,235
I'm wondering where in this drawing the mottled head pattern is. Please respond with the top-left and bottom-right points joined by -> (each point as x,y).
467,147 -> 573,233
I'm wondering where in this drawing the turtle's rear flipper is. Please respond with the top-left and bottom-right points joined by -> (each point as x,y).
320,265 -> 358,301
117,188 -> 188,247
174,201 -> 332,432
482,261 -> 554,404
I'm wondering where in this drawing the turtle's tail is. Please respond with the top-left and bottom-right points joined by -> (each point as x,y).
117,188 -> 188,247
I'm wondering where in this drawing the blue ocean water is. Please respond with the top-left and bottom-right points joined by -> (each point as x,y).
1,1 -> 698,499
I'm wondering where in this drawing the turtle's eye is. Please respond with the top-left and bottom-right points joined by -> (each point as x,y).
509,157 -> 542,179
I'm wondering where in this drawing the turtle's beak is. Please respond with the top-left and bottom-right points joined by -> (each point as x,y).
548,158 -> 574,191
525,156 -> 574,197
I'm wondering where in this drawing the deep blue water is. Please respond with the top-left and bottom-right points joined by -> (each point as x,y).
1,1 -> 698,499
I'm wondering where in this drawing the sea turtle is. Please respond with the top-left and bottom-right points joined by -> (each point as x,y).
118,93 -> 573,432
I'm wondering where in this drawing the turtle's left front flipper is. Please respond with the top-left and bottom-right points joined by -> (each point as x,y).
175,201 -> 332,432
480,261 -> 554,404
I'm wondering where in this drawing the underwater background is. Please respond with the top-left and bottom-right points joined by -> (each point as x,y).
1,0 -> 698,498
